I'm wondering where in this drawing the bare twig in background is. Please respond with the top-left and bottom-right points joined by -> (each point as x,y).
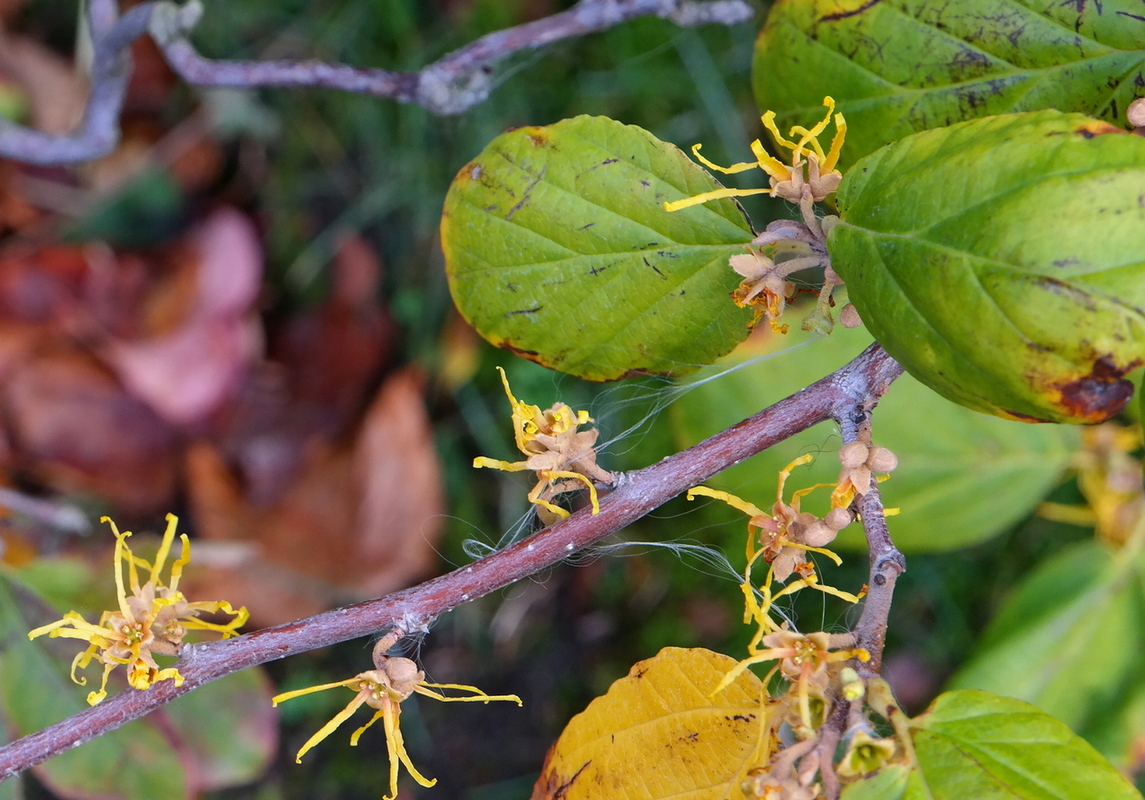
0,0 -> 754,165
0,488 -> 90,537
0,344 -> 902,779
0,3 -> 152,165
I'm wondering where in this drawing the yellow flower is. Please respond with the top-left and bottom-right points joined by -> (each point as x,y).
663,96 -> 847,212
28,514 -> 248,705
691,457 -> 865,708
273,654 -> 522,800
1040,423 -> 1144,546
689,455 -> 853,585
473,367 -> 614,521
728,247 -> 795,333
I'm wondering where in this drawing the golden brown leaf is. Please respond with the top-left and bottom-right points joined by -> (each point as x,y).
532,647 -> 767,800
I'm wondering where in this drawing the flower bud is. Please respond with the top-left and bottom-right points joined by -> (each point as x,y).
839,442 -> 869,469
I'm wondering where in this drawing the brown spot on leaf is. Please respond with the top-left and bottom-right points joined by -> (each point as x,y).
820,0 -> 885,22
1053,355 -> 1140,422
531,759 -> 590,800
1073,120 -> 1125,138
528,130 -> 553,148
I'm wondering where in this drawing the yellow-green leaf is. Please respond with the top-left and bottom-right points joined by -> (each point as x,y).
830,110 -> 1145,423
844,691 -> 1141,799
443,115 -> 755,381
754,0 -> 1145,169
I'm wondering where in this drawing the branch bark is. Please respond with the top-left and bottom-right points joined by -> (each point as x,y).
0,343 -> 901,779
0,0 -> 754,164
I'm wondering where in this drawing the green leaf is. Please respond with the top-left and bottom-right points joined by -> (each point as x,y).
0,576 -> 186,800
164,668 -> 278,791
841,764 -> 912,800
906,690 -> 1140,799
949,542 -> 1144,731
753,0 -> 1145,168
845,691 -> 1141,799
830,110 -> 1145,423
442,115 -> 756,381
1138,372 -> 1145,424
671,316 -> 1079,551
1081,657 -> 1145,771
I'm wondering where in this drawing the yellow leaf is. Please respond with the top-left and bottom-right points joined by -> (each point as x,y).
531,647 -> 767,800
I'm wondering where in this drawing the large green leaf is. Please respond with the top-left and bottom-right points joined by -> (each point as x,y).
830,110 -> 1145,423
844,691 -> 1141,799
442,115 -> 755,381
671,318 -> 1079,552
164,668 -> 278,792
754,0 -> 1145,168
949,542 -> 1145,732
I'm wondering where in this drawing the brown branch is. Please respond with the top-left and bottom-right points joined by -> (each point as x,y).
0,0 -> 754,165
850,481 -> 906,677
812,362 -> 905,800
832,380 -> 906,675
0,343 -> 900,779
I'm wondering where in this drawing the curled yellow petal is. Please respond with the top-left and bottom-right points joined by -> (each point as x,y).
689,143 -> 759,175
294,692 -> 371,763
272,677 -> 361,706
416,683 -> 524,705
687,486 -> 768,518
473,456 -> 530,473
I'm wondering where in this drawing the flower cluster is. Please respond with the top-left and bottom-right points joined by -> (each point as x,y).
690,454 -> 854,584
273,639 -> 522,800
664,98 -> 850,336
473,366 -> 614,522
28,514 -> 248,705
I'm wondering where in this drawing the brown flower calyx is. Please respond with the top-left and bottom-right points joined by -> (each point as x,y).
833,441 -> 898,508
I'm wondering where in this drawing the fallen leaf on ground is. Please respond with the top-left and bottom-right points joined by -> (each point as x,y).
105,208 -> 263,425
0,31 -> 87,135
183,368 -> 444,626
4,344 -> 179,514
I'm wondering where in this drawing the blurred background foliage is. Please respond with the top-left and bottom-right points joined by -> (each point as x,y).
0,0 -> 1140,798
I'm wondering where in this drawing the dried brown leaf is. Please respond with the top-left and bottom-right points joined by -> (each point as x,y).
184,369 -> 443,627
4,345 -> 178,513
0,31 -> 87,135
105,209 -> 263,424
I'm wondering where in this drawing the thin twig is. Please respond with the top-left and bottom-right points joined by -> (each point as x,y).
850,482 -> 906,677
0,488 -> 90,536
0,0 -> 754,164
0,343 -> 899,779
809,360 -> 905,800
833,382 -> 907,676
0,4 -> 153,165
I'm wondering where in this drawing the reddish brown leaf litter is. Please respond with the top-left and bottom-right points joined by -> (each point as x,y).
0,204 -> 441,618
183,368 -> 444,627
